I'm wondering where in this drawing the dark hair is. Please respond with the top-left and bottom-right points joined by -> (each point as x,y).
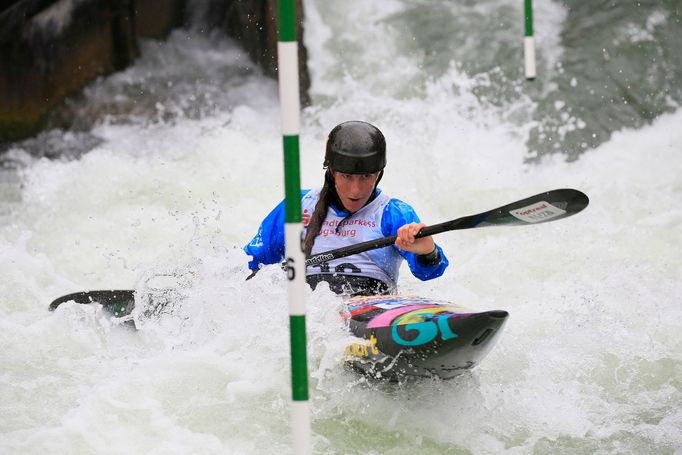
303,170 -> 334,257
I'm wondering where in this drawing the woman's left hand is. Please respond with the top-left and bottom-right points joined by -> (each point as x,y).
395,222 -> 436,255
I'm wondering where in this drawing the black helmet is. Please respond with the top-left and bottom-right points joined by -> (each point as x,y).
324,121 -> 386,174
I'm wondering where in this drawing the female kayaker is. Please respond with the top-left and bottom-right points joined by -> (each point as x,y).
244,120 -> 448,295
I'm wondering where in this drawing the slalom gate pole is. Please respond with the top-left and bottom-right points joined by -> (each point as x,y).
524,0 -> 536,80
277,0 -> 311,453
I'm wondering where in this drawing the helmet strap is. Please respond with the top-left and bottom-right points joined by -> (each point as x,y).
374,170 -> 384,188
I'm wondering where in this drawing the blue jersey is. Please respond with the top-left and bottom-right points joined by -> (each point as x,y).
244,188 -> 448,289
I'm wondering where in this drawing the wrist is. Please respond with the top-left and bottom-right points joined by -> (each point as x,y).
417,246 -> 440,266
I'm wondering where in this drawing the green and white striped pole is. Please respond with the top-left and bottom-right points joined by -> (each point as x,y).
524,0 -> 536,80
278,0 -> 311,453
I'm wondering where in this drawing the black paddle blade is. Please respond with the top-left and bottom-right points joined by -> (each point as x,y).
48,290 -> 135,318
473,188 -> 589,227
424,188 -> 590,234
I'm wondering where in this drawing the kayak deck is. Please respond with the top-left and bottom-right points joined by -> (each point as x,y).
343,295 -> 508,380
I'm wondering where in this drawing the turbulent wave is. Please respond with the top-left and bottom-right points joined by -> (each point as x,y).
0,1 -> 680,454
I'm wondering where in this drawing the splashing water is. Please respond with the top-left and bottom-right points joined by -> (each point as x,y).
1,1 -> 681,453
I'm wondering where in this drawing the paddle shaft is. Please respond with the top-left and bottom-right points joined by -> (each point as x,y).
305,188 -> 588,266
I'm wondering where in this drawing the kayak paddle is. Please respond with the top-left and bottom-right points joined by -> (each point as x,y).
49,188 -> 588,310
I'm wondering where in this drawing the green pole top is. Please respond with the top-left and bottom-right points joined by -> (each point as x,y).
279,0 -> 297,42
524,0 -> 534,36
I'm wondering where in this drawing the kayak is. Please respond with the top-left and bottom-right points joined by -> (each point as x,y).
49,290 -> 507,380
343,295 -> 508,380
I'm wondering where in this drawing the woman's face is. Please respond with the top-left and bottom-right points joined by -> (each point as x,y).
333,171 -> 380,213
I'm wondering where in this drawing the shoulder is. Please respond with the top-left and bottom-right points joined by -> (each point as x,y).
370,189 -> 412,212
380,196 -> 420,235
385,197 -> 416,213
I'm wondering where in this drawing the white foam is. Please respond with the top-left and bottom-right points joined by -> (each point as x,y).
1,3 -> 680,454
